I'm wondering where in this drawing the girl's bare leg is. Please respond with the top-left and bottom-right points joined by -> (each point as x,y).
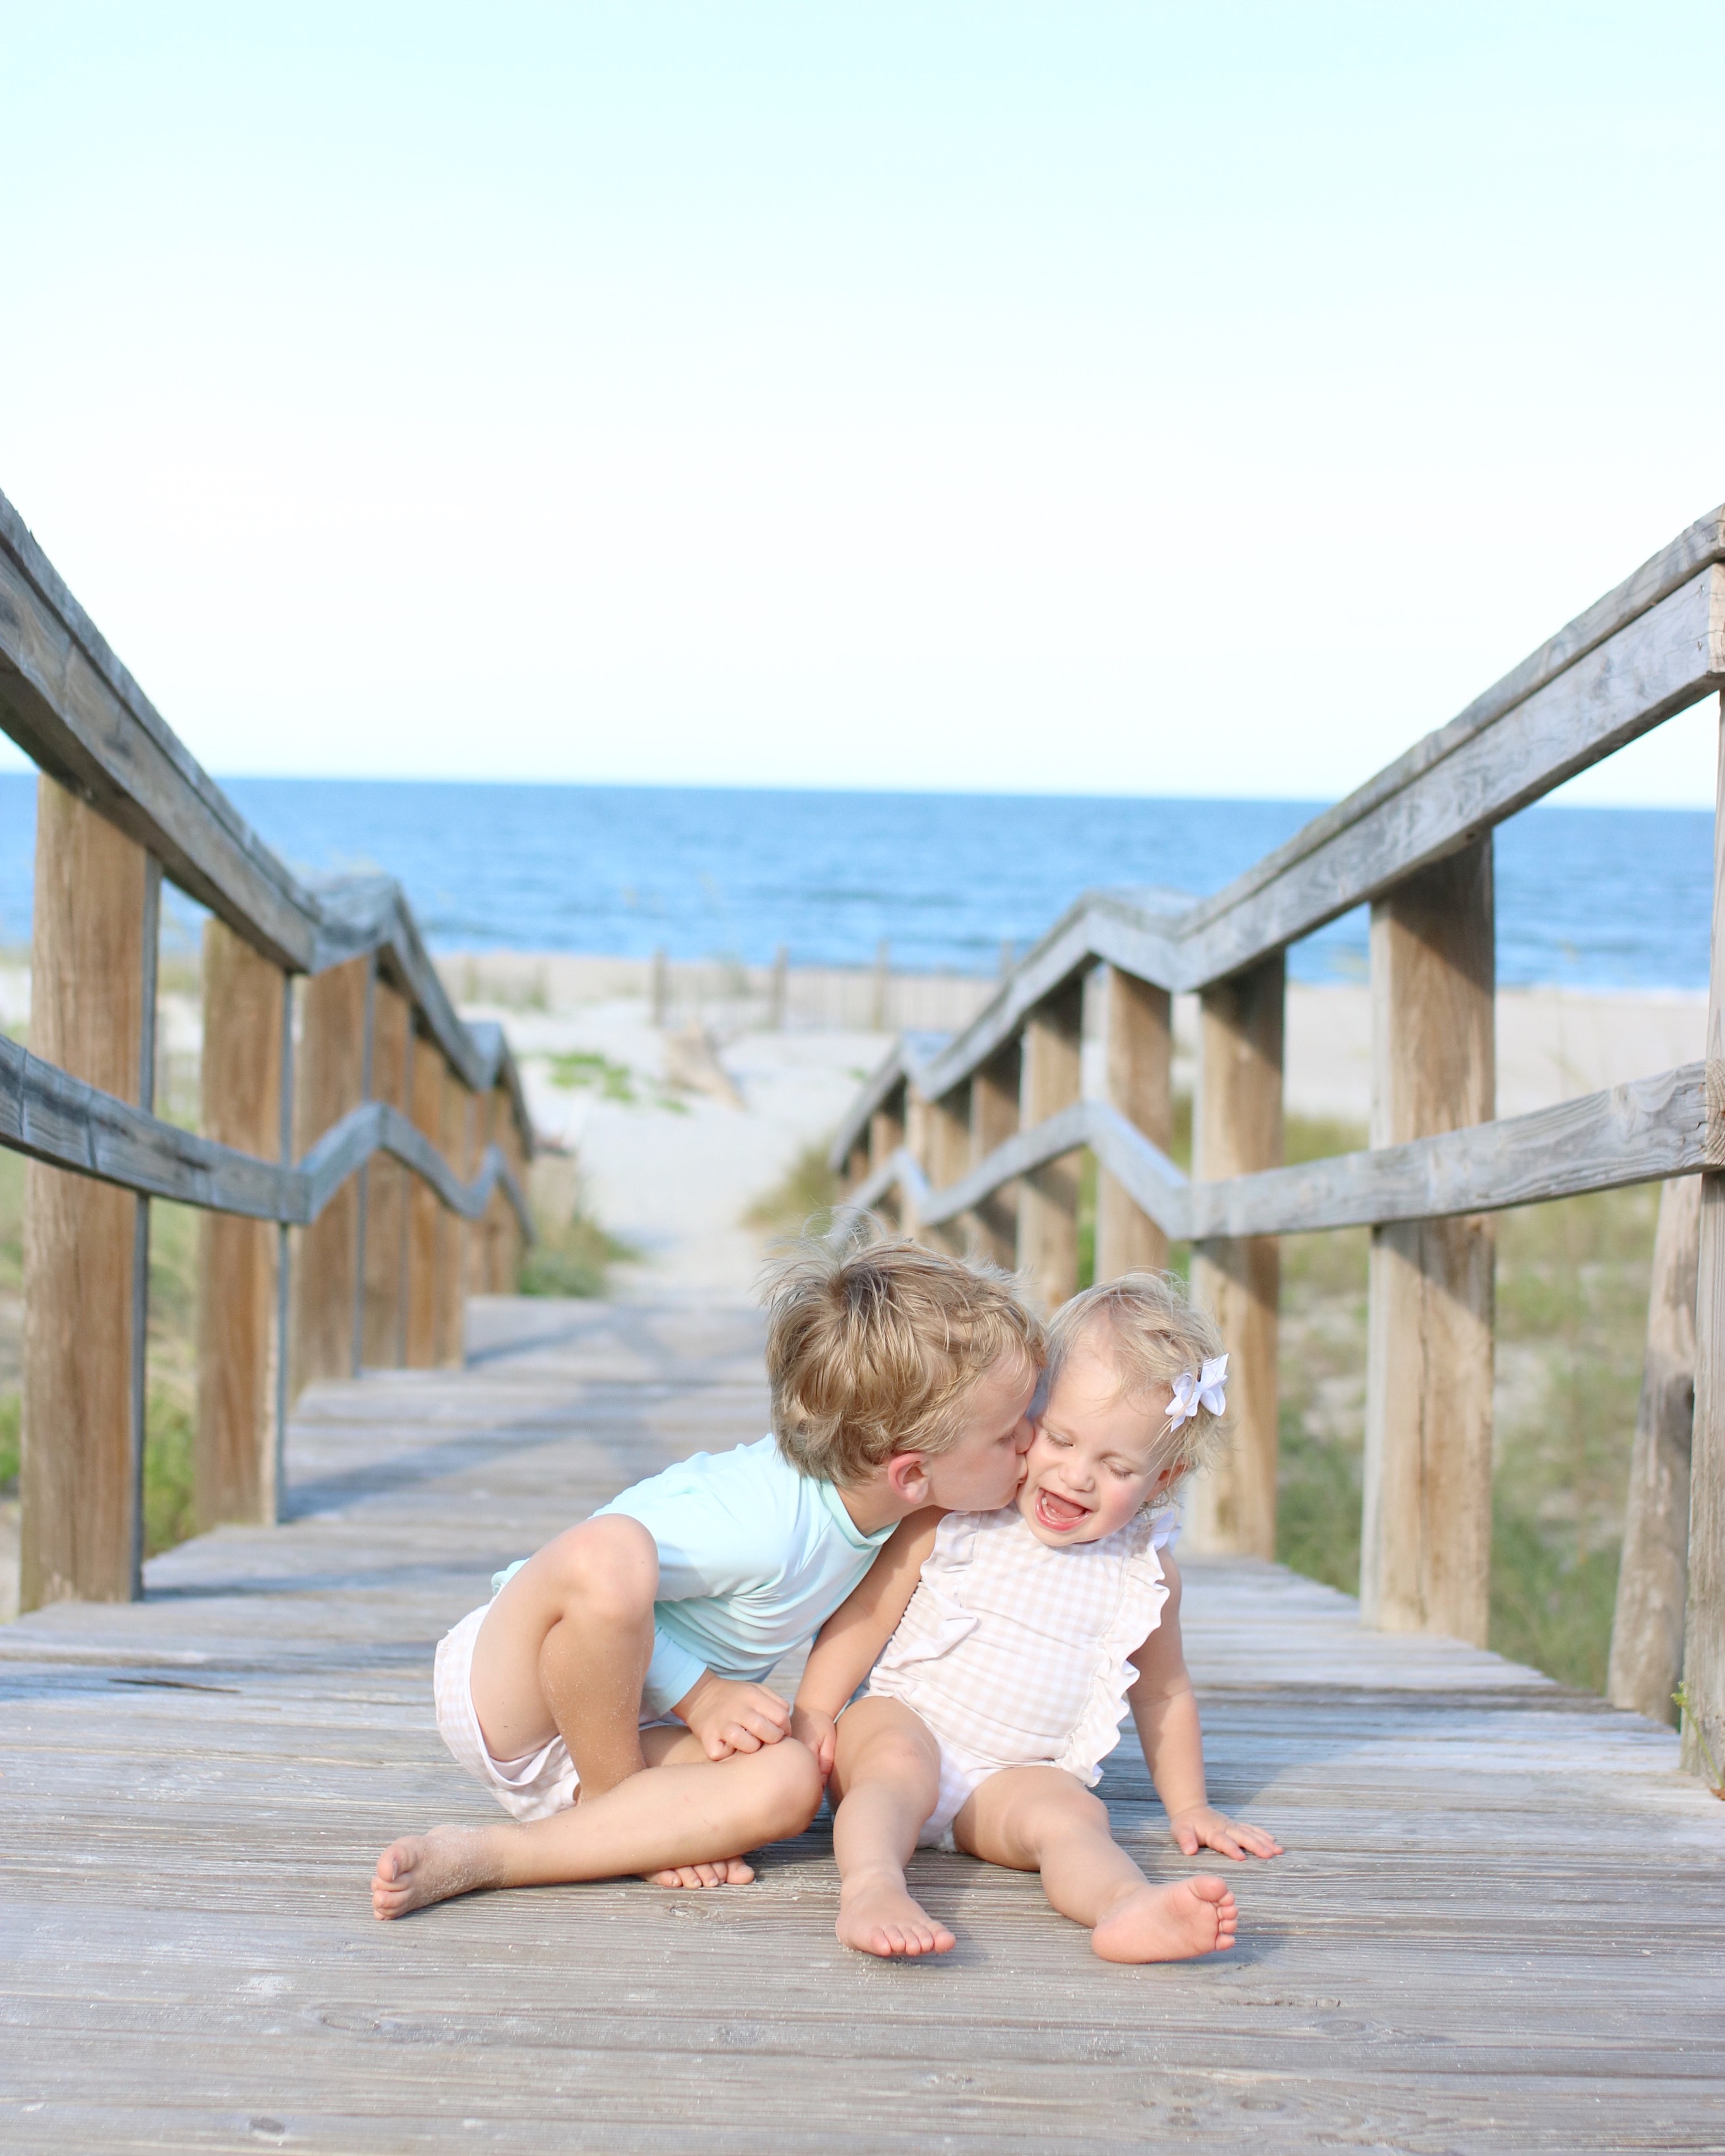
955,1765 -> 1237,1963
828,1697 -> 955,1958
372,1726 -> 823,1918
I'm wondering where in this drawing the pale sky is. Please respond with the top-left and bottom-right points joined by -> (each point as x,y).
2,3 -> 1721,804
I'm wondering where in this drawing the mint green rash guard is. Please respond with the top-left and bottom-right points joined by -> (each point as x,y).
492,1435 -> 895,1717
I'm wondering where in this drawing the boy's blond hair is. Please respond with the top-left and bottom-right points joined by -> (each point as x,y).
761,1226 -> 1044,1486
1046,1271 -> 1229,1477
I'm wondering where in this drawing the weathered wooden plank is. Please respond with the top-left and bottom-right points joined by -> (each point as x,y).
1608,1175 -> 1700,1724
968,1045 -> 1021,1268
0,494 -> 320,971
289,957 -> 370,1400
436,1067 -> 476,1367
19,777 -> 148,1611
1178,554 -> 1725,987
361,981 -> 411,1364
1683,695 -> 1725,1783
904,1067 -> 1706,1248
194,919 -> 286,1529
1178,1060 -> 1708,1236
404,1036 -> 447,1367
1017,983 -> 1084,1312
1362,841 -> 1496,1646
830,540 -> 1725,1151
1189,955 -> 1284,1559
1091,962 -> 1171,1280
2,1293 -> 1722,2155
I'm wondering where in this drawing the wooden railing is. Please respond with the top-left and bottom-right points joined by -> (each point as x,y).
832,500 -> 1725,1779
0,489 -> 534,1611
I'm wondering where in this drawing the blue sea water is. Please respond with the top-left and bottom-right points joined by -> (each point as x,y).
0,775 -> 1709,990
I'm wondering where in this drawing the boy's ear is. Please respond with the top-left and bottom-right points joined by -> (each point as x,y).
885,1451 -> 931,1506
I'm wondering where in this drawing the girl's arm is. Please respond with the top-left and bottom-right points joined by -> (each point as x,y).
1126,1552 -> 1283,1862
791,1509 -> 942,1776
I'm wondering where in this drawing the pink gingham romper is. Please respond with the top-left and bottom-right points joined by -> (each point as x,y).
865,1503 -> 1178,1848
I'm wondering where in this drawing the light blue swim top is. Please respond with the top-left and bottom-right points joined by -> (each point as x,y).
492,1434 -> 895,1717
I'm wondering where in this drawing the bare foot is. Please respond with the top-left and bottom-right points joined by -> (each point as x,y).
372,1825 -> 504,1920
643,1858 -> 757,1889
836,1870 -> 956,1958
1090,1875 -> 1237,1964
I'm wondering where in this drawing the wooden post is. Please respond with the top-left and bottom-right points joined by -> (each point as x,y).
361,980 -> 413,1366
1017,982 -> 1084,1314
970,1044 -> 1021,1268
771,943 -> 789,1031
128,858 -> 160,1596
349,955 -> 377,1376
1188,953 -> 1285,1559
1092,963 -> 1173,1282
495,1090 -> 527,1292
288,957 -> 370,1400
923,1087 -> 971,1255
1683,693 -> 1725,1779
404,1034 -> 445,1367
872,940 -> 891,1032
436,1067 -> 475,1368
1360,841 -> 1496,1642
1608,1175 -> 1700,1724
20,778 -> 150,1608
194,921 -> 287,1529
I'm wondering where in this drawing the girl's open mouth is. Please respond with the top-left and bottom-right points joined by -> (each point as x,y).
1032,1486 -> 1090,1534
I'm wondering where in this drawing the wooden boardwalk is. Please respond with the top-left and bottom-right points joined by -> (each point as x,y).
2,1297 -> 1722,2154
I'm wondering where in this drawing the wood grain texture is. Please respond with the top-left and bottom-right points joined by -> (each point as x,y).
1609,1175 -> 1700,1724
1683,694 -> 1725,1781
1016,984 -> 1084,1314
1362,842 -> 1496,1645
969,1046 -> 1021,1268
435,1068 -> 475,1369
1,1293 -> 1721,2154
1189,955 -> 1284,1561
1092,963 -> 1171,1280
195,920 -> 285,1529
404,1036 -> 447,1369
18,777 -> 148,1609
289,957 -> 370,1401
827,536 -> 1725,1173
361,982 -> 411,1364
920,1087 -> 972,1256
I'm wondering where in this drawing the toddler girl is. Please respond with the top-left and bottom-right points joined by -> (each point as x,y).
792,1271 -> 1281,1962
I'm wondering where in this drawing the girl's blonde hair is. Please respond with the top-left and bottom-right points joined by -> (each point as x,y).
761,1225 -> 1044,1487
1045,1271 -> 1229,1477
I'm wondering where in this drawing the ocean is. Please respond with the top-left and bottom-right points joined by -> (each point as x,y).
0,775 -> 1709,990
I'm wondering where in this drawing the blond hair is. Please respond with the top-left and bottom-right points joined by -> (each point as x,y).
761,1225 -> 1043,1486
1046,1271 -> 1228,1477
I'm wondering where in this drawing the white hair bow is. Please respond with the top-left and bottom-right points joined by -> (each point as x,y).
1166,1355 -> 1228,1429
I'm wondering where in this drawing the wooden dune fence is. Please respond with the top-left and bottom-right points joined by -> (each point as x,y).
0,490 -> 533,1613
832,502 -> 1725,1784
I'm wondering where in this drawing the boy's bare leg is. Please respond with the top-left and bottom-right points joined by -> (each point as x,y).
373,1726 -> 823,1918
955,1765 -> 1237,1963
468,1515 -> 660,1796
827,1697 -> 955,1958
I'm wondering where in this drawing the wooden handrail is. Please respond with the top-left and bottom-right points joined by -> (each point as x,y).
0,1031 -> 533,1233
847,1064 -> 1707,1242
833,500 -> 1725,1765
831,516 -> 1725,1168
0,488 -> 530,1148
1,491 -> 540,1606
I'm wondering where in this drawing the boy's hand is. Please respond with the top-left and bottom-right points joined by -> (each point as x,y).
790,1703 -> 837,1780
673,1672 -> 792,1761
1167,1805 -> 1283,1862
